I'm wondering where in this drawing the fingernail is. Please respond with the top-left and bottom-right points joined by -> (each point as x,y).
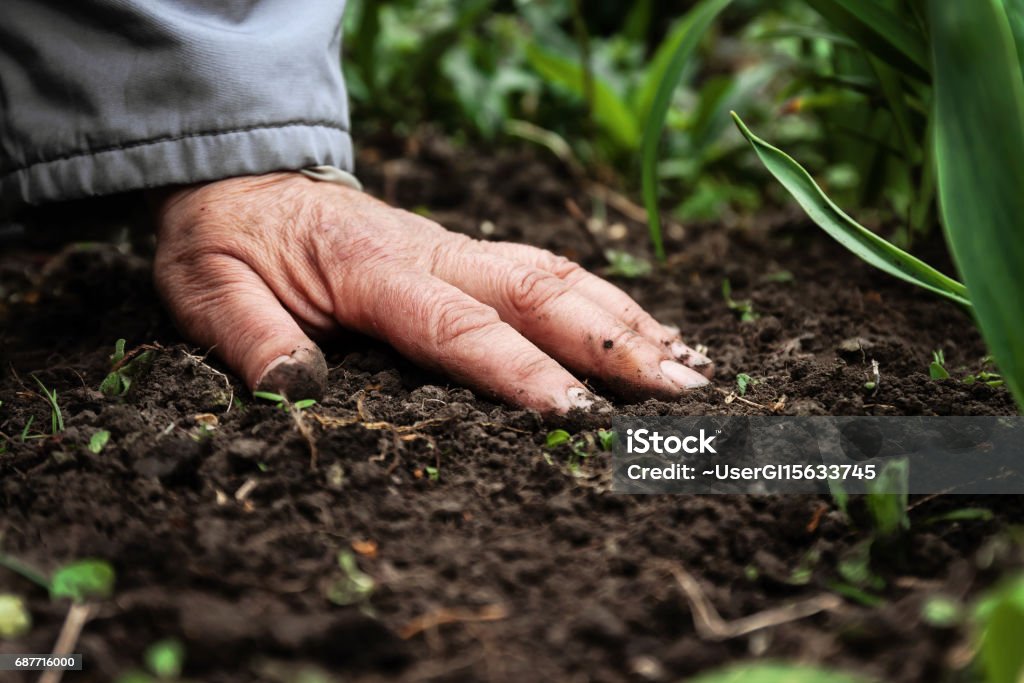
567,387 -> 595,410
660,360 -> 710,390
670,340 -> 712,367
255,346 -> 328,401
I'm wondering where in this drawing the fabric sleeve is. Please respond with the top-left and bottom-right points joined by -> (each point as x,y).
0,0 -> 352,207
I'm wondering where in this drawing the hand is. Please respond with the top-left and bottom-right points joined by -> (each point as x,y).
153,172 -> 712,414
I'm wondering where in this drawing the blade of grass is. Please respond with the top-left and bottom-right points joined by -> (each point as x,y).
524,43 -> 639,151
805,0 -> 929,81
929,0 -> 1024,410
731,112 -> 970,307
640,0 -> 732,261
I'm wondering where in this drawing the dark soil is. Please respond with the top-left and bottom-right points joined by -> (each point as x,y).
1,137 -> 1021,683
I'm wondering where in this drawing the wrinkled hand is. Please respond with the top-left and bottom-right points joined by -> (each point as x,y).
153,172 -> 712,413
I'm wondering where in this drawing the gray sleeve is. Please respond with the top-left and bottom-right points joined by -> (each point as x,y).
0,0 -> 352,207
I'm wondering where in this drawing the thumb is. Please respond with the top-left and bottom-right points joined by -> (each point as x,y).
155,253 -> 328,400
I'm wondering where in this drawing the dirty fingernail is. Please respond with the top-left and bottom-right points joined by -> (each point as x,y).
660,360 -> 710,390
255,346 -> 328,401
565,387 -> 613,414
670,340 -> 712,367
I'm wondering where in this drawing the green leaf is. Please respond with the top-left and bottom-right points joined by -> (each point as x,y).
865,458 -> 910,537
731,113 -> 971,308
88,430 -> 110,454
545,429 -> 571,448
603,249 -> 652,278
736,373 -> 752,396
930,0 -> 1024,410
326,551 -> 375,606
597,429 -> 616,452
921,595 -> 962,628
805,0 -> 929,81
144,638 -> 184,679
292,399 -> 317,411
924,508 -> 994,525
50,559 -> 115,603
974,576 -> 1024,683
641,0 -> 732,261
524,43 -> 639,150
688,662 -> 870,683
253,391 -> 285,404
0,593 -> 31,639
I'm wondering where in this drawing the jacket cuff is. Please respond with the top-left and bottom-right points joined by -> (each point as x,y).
1,123 -> 353,206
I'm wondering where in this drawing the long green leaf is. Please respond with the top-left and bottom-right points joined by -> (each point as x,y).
806,0 -> 929,82
524,43 -> 639,151
640,0 -> 732,261
731,112 -> 970,307
688,663 -> 870,683
930,0 -> 1024,409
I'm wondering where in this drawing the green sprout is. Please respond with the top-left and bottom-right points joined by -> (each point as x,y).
144,638 -> 185,679
100,339 -> 155,397
424,466 -> 440,481
597,429 -> 616,451
32,376 -> 64,434
930,349 -> 951,380
0,593 -> 31,639
252,391 -> 316,412
0,552 -> 115,604
735,373 -> 757,396
722,278 -> 758,322
326,551 -> 375,607
545,429 -> 598,471
603,249 -> 652,279
964,356 -> 1005,387
88,430 -> 111,454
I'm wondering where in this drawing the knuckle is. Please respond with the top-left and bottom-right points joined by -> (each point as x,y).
507,266 -> 567,316
545,253 -> 586,282
430,296 -> 503,349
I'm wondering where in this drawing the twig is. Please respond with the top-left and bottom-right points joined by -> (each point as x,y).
38,602 -> 95,683
398,603 -> 508,640
661,562 -> 841,641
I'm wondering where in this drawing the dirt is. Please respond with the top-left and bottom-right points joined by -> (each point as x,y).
1,136 -> 1021,683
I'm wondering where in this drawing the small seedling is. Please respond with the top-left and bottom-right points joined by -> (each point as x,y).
597,429 -> 616,451
0,593 -> 31,639
50,559 -> 115,603
100,339 -> 155,397
921,595 -> 963,628
963,356 -> 1005,387
424,466 -> 440,481
32,376 -> 64,434
865,458 -> 910,538
88,430 -> 111,454
603,249 -> 652,278
19,416 -> 35,441
326,551 -> 375,606
929,349 -> 951,380
0,552 -> 115,604
736,373 -> 760,396
144,638 -> 185,679
544,429 -> 593,471
252,391 -> 316,412
722,278 -> 758,322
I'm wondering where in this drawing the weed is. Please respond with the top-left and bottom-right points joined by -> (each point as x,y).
597,429 -> 616,451
145,638 -> 185,679
19,416 -> 34,441
722,278 -> 758,322
0,593 -> 31,638
424,466 -> 440,481
603,249 -> 651,278
32,376 -> 63,434
0,552 -> 115,604
735,373 -> 758,396
865,458 -> 910,538
326,551 -> 375,607
88,429 -> 110,454
253,391 -> 317,412
100,339 -> 155,397
545,428 -> 599,471
930,349 -> 951,380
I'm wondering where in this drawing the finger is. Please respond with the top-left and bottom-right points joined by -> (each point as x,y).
155,254 -> 328,400
337,269 -> 599,414
432,251 -> 709,398
477,241 -> 713,376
